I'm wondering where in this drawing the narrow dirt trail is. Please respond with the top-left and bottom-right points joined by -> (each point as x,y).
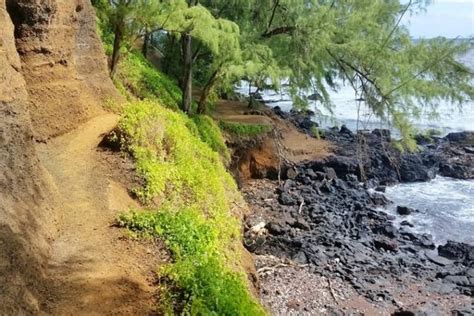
37,114 -> 160,315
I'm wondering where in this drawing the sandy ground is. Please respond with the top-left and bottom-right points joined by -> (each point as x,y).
37,114 -> 166,315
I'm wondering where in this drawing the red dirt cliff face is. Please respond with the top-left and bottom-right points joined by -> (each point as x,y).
0,0 -> 119,313
6,0 -> 120,139
0,0 -> 59,313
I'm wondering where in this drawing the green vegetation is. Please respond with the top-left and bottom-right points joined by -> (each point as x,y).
90,0 -> 474,311
310,126 -> 325,140
93,0 -> 473,148
219,121 -> 272,137
111,51 -> 263,313
191,115 -> 230,163
116,100 -> 264,314
116,52 -> 181,110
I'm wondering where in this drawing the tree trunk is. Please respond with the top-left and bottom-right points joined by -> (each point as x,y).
198,67 -> 221,114
110,21 -> 124,78
248,85 -> 262,109
142,30 -> 150,57
181,33 -> 192,113
247,81 -> 252,107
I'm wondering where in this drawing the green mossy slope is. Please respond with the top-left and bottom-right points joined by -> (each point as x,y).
114,54 -> 265,315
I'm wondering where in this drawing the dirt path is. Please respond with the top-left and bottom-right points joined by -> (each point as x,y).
213,99 -> 331,163
37,114 -> 161,315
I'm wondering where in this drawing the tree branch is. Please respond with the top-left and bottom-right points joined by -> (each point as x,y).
265,0 -> 280,34
261,26 -> 296,38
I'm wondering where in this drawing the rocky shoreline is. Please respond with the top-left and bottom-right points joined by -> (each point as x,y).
274,106 -> 473,183
242,108 -> 474,314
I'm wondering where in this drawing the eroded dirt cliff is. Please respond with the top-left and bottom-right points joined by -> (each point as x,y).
5,0 -> 120,139
0,0 -> 58,312
0,0 -> 129,313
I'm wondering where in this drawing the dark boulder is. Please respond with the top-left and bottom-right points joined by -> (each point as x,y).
402,232 -> 435,249
399,154 -> 437,182
340,125 -> 353,136
286,167 -> 299,180
416,233 -> 436,249
374,224 -> 398,238
439,162 -> 473,180
273,106 -> 286,118
279,192 -> 296,205
397,206 -> 415,216
400,220 -> 414,227
251,91 -> 263,100
298,117 -> 317,131
307,92 -> 323,101
424,251 -> 453,266
323,167 -> 337,180
372,129 -> 391,141
266,222 -> 286,236
313,155 -> 360,178
370,192 -> 389,206
374,237 -> 399,252
375,185 -> 386,193
438,240 -> 474,264
293,218 -> 311,230
444,275 -> 470,286
445,131 -> 474,144
464,147 -> 474,154
452,307 -> 474,316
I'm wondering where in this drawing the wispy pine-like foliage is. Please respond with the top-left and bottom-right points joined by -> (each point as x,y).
93,0 -> 474,147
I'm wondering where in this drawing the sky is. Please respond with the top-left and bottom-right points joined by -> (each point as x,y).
403,0 -> 474,38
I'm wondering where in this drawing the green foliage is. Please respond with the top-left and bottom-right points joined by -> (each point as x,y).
119,209 -> 264,315
310,126 -> 325,139
93,0 -> 474,147
191,115 -> 230,164
202,0 -> 473,147
116,100 -> 265,315
152,2 -> 241,58
219,121 -> 272,137
117,52 -> 182,110
118,100 -> 233,203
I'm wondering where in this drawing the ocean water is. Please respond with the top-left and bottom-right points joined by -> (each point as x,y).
235,48 -> 474,244
236,49 -> 474,135
385,177 -> 474,244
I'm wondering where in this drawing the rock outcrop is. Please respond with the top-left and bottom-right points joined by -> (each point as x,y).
243,167 -> 473,313
0,1 -> 58,312
0,0 -> 118,312
6,0 -> 120,139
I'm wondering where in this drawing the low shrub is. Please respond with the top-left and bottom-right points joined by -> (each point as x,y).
117,100 -> 265,315
117,52 -> 182,110
219,121 -> 272,137
191,115 -> 230,164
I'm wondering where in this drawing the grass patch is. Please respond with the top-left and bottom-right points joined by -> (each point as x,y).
117,52 -> 182,110
219,121 -> 272,137
310,125 -> 325,139
191,115 -> 230,164
116,100 -> 265,315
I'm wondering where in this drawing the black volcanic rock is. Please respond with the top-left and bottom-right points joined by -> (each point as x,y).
438,240 -> 474,264
397,206 -> 415,215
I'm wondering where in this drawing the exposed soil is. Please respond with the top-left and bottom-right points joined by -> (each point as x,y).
1,3 -> 60,312
36,114 -> 167,315
214,99 -> 331,184
215,99 -> 331,162
6,0 -> 122,140
1,1 -> 165,313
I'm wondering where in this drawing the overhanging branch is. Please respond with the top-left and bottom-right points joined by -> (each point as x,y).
261,26 -> 296,38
